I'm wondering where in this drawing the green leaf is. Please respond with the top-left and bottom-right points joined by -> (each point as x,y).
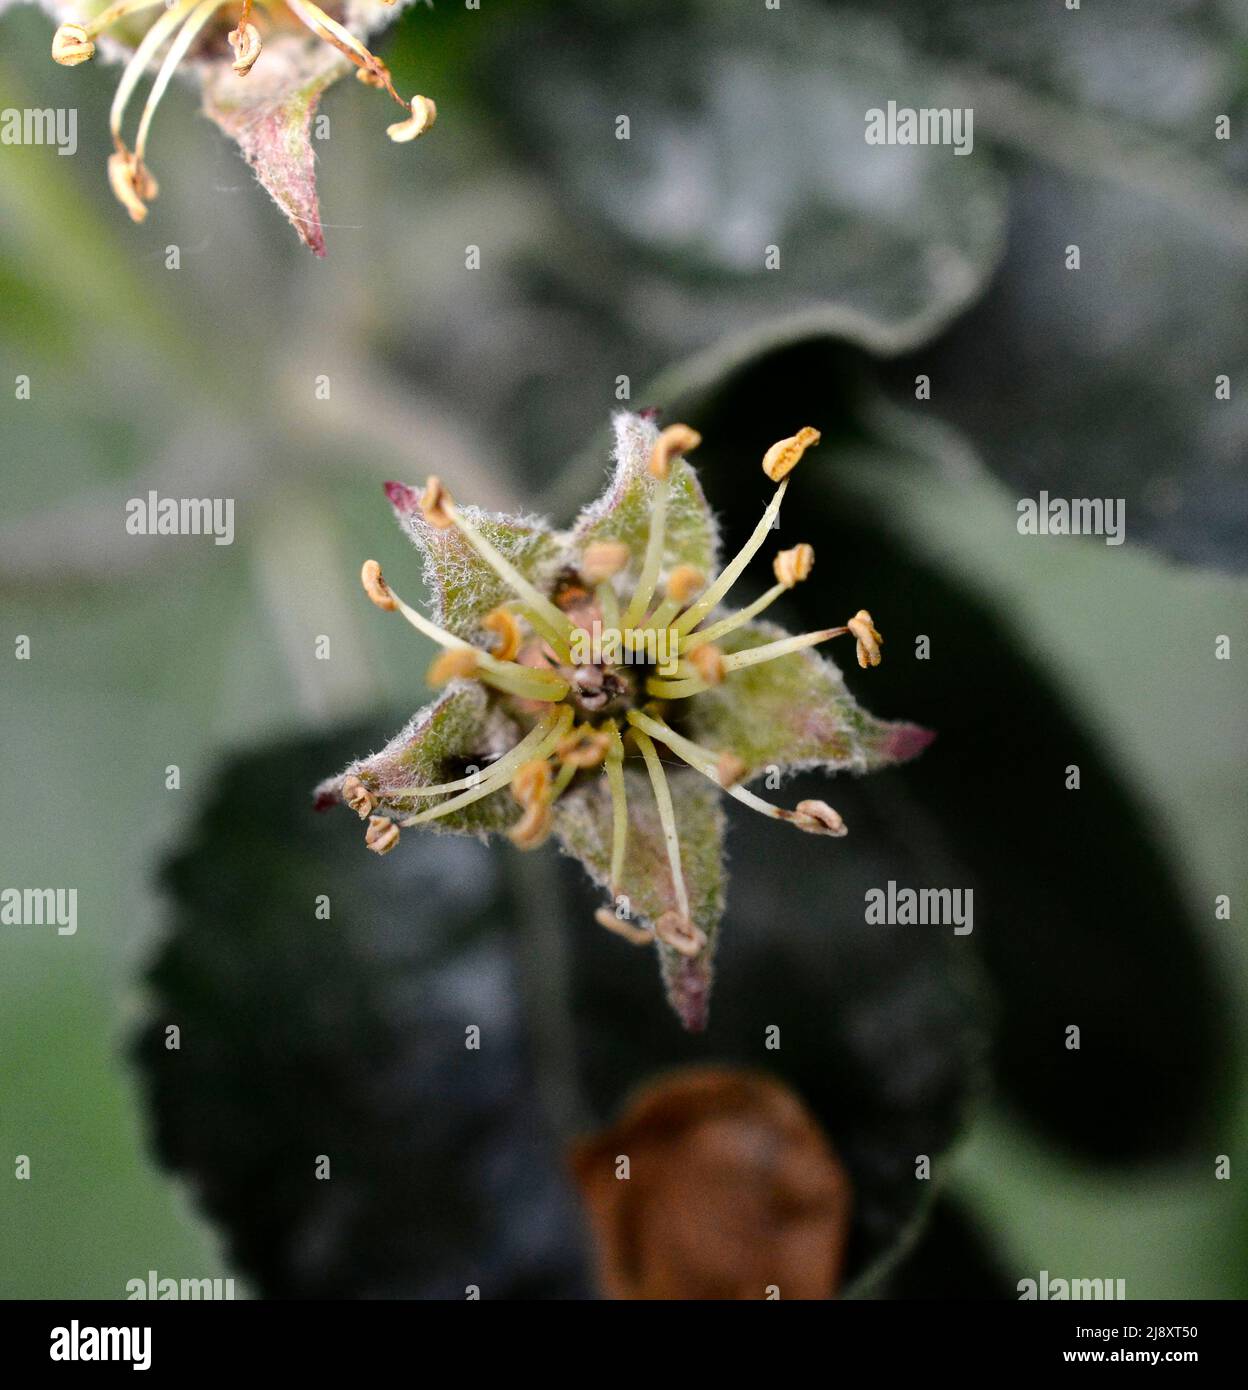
553,766 -> 726,1032
570,411 -> 720,577
674,345 -> 1232,1161
135,721 -> 594,1298
687,619 -> 934,780
490,0 -> 1006,363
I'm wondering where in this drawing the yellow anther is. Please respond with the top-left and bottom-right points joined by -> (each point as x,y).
482,607 -> 521,662
761,426 -> 820,483
428,648 -> 481,685
52,22 -> 94,65
687,643 -> 725,686
557,725 -> 613,770
846,609 -> 883,669
594,906 -> 653,947
387,95 -> 437,143
107,149 -> 156,223
365,815 -> 400,855
341,773 -> 375,820
360,559 -> 397,612
773,543 -> 814,589
648,424 -> 701,480
580,540 -> 631,585
228,22 -> 262,76
793,800 -> 847,836
654,911 -> 707,958
715,752 -> 748,788
665,565 -> 704,605
511,758 -> 553,807
419,476 -> 454,529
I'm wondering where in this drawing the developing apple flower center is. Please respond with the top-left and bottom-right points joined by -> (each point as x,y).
349,425 -> 884,957
50,0 -> 435,223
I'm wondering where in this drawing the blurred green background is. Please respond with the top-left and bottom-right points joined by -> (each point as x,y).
1,0 -> 1246,1297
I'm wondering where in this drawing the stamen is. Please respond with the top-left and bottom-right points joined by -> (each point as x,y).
109,0 -> 200,152
672,478 -> 791,636
82,0 -> 167,36
374,715 -> 566,801
51,23 -> 95,65
387,95 -> 437,143
359,558 -> 473,652
284,0 -> 409,109
107,150 -> 156,223
626,709 -> 847,837
762,426 -> 821,483
648,423 -> 701,480
654,910 -> 707,958
719,628 -> 847,674
427,648 -> 480,685
364,558 -> 568,700
581,540 -> 631,586
686,644 -> 724,685
364,815 -> 400,855
595,906 -> 653,947
430,488 -> 573,646
603,724 -> 628,894
683,544 -> 814,652
508,757 -> 554,849
595,581 -> 621,634
482,606 -> 521,662
630,728 -> 690,924
228,20 -> 262,76
847,609 -> 883,668
341,774 -> 375,819
134,0 -> 225,168
550,759 -> 578,800
401,706 -> 573,827
646,565 -> 704,630
557,724 -> 612,769
621,473 -> 669,629
644,674 -> 709,700
773,543 -> 815,588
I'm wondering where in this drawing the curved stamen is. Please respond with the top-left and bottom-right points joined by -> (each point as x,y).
621,477 -> 669,629
681,582 -> 786,652
630,727 -> 690,924
109,0 -> 201,151
284,0 -> 408,109
134,0 -> 225,166
673,480 -> 789,636
603,723 -> 628,894
438,497 -> 575,649
720,627 -> 847,674
373,716 -> 566,801
401,706 -> 573,827
84,0 -> 167,37
627,708 -> 845,834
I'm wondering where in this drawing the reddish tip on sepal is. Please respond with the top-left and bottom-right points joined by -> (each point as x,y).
383,480 -> 421,514
312,788 -> 339,813
638,406 -> 662,422
882,722 -> 937,764
670,957 -> 711,1033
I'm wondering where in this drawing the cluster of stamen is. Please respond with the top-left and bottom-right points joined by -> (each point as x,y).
351,425 -> 884,955
51,0 -> 435,223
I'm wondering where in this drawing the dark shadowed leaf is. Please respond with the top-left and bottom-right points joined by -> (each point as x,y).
133,721 -> 592,1299
664,339 -> 1230,1161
